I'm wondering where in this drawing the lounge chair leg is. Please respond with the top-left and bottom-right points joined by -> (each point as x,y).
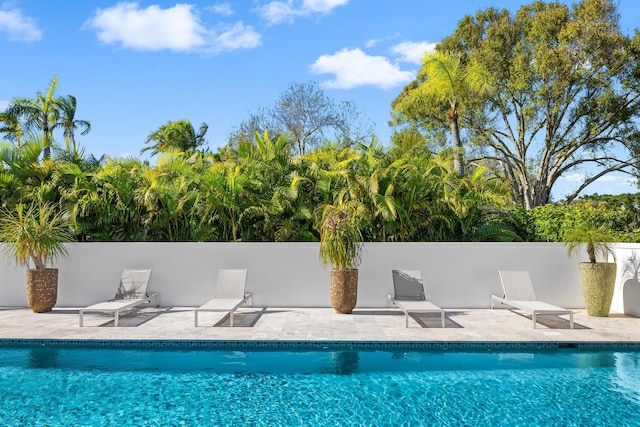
405,312 -> 409,328
230,311 -> 234,327
570,314 -> 574,329
441,312 -> 445,328
532,312 -> 536,328
115,312 -> 119,327
195,311 -> 198,327
79,311 -> 83,327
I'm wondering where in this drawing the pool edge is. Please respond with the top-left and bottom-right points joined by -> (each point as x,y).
2,338 -> 640,351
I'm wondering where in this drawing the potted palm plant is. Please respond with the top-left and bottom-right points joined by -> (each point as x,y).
318,205 -> 363,314
564,224 -> 617,316
0,202 -> 73,312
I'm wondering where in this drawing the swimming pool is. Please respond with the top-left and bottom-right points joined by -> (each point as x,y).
1,341 -> 639,426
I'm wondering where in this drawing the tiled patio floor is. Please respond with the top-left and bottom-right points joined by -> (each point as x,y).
0,306 -> 638,343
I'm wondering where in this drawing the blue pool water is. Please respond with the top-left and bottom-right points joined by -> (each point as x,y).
0,344 -> 639,426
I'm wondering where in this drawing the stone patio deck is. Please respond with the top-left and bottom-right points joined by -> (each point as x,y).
0,306 -> 638,344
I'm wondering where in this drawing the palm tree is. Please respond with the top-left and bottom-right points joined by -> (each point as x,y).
195,156 -> 260,241
0,133 -> 59,207
0,108 -> 25,146
440,163 -> 516,241
301,144 -> 370,243
56,95 -> 91,155
142,120 -> 208,157
246,131 -> 311,241
392,52 -> 489,175
71,157 -> 149,241
350,138 -> 400,241
8,76 -> 61,159
388,149 -> 452,241
135,151 -> 211,241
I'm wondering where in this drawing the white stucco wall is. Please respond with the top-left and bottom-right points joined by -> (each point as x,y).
0,242 -> 637,312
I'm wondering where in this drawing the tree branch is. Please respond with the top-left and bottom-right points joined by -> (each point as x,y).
562,158 -> 640,203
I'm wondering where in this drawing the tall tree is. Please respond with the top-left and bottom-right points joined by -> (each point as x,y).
0,109 -> 25,146
57,95 -> 91,155
274,82 -> 373,155
142,120 -> 208,157
8,76 -> 61,159
228,81 -> 374,156
392,51 -> 489,175
396,0 -> 640,209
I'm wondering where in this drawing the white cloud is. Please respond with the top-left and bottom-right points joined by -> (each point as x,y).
258,0 -> 350,25
364,38 -> 379,48
561,173 -> 633,185
594,174 -> 637,189
84,2 -> 260,53
596,175 -> 621,183
303,0 -> 350,13
555,172 -> 638,198
586,173 -> 639,196
561,173 -> 586,183
84,3 -> 204,51
209,3 -> 233,16
0,6 -> 41,42
309,48 -> 414,90
392,41 -> 436,64
0,99 -> 9,111
213,22 -> 261,53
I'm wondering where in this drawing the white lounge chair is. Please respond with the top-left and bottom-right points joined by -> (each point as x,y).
194,269 -> 252,327
492,270 -> 574,329
389,269 -> 445,328
79,268 -> 159,327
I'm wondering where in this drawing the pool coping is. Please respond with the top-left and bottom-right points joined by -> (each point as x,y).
2,338 -> 640,351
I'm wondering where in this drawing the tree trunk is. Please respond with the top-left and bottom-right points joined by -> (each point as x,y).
448,108 -> 464,175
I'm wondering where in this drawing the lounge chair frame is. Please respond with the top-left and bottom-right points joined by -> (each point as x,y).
79,292 -> 160,327
491,270 -> 574,329
79,268 -> 158,327
194,269 -> 252,327
388,269 -> 446,328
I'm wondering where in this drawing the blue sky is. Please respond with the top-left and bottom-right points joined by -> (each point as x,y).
1,0 -> 639,199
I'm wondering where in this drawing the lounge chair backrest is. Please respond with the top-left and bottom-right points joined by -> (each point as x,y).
214,269 -> 248,299
498,270 -> 537,301
392,270 -> 426,301
116,268 -> 152,300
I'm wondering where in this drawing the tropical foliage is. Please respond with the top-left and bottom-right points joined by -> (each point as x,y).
564,224 -> 617,264
0,123 -> 520,243
318,205 -> 364,269
525,194 -> 640,243
142,120 -> 208,157
2,1 -> 640,245
0,201 -> 73,269
4,76 -> 91,160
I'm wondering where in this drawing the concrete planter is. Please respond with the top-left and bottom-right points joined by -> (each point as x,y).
578,262 -> 616,317
330,268 -> 358,314
26,268 -> 58,313
623,279 -> 640,317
